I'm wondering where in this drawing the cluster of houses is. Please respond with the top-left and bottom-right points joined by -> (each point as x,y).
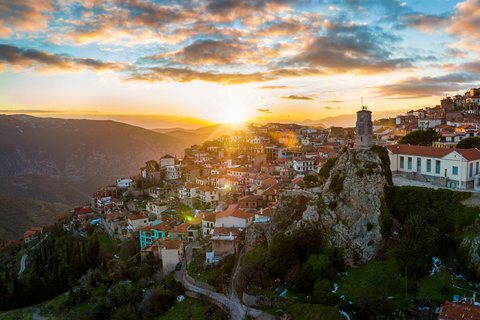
373,88 -> 480,146
22,93 -> 480,272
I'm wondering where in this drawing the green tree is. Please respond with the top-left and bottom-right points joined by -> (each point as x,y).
397,129 -> 439,146
456,136 -> 480,149
304,174 -> 319,188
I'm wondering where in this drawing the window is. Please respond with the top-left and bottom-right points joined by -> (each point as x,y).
435,160 -> 441,174
477,162 -> 479,174
453,166 -> 458,175
427,159 -> 431,172
408,157 -> 412,170
470,163 -> 473,178
400,156 -> 404,169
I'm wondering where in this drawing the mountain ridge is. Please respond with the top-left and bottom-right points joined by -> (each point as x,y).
0,114 -> 186,181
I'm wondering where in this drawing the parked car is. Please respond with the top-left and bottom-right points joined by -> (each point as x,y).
175,263 -> 182,271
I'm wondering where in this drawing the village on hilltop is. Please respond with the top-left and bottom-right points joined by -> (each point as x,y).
18,88 -> 480,318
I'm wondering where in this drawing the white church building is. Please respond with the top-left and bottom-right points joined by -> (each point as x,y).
386,144 -> 480,190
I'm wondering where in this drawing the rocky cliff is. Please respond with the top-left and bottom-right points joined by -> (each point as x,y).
280,149 -> 387,264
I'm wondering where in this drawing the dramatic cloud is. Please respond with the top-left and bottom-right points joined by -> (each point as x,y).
0,0 -> 54,35
460,61 -> 480,73
401,13 -> 449,33
256,108 -> 271,113
255,19 -> 310,37
0,0 -> 476,96
147,39 -> 259,66
367,72 -> 479,99
127,67 -> 326,85
294,24 -> 413,74
0,44 -> 127,72
448,0 -> 480,41
280,95 -> 315,100
119,0 -> 196,29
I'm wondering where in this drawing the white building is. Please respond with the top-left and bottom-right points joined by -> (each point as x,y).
146,201 -> 169,216
160,154 -> 176,168
196,186 -> 219,206
293,157 -> 316,174
386,145 -> 480,189
166,164 -> 182,180
127,214 -> 149,231
215,204 -> 254,228
117,178 -> 133,189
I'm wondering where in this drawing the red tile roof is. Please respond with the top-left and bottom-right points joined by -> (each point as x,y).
198,185 -> 216,192
170,222 -> 190,233
74,206 -> 94,215
128,214 -> 148,221
386,145 -> 480,161
161,240 -> 183,250
438,301 -> 480,320
262,184 -> 279,196
213,227 -> 242,236
216,207 -> 253,220
239,195 -> 262,202
256,207 -> 273,217
151,221 -> 172,231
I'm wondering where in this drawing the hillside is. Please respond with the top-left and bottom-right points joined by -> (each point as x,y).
0,115 -> 185,181
0,194 -> 69,240
0,174 -> 109,206
152,123 -> 232,146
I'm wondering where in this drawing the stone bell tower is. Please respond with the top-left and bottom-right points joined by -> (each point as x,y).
356,105 -> 373,149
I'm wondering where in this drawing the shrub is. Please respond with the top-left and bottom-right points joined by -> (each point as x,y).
328,201 -> 338,211
319,157 -> 337,182
370,146 -> 393,185
356,169 -> 365,177
329,171 -> 345,197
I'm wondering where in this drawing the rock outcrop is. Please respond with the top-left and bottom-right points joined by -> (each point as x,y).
291,149 -> 387,264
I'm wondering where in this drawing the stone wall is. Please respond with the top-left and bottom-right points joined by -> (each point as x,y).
242,292 -> 290,307
406,171 -> 428,182
433,177 -> 448,187
186,274 -> 215,291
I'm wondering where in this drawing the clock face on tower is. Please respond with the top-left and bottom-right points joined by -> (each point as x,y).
360,114 -> 364,119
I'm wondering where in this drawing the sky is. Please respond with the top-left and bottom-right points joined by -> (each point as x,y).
1,0 -> 480,128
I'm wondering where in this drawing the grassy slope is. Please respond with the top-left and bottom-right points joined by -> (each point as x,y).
0,295 -> 218,320
336,257 -> 480,310
156,297 -> 219,320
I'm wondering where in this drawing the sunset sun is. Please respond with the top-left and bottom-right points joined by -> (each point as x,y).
222,106 -> 247,124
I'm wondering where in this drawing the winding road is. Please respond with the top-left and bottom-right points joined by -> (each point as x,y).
175,243 -> 275,320
18,253 -> 27,276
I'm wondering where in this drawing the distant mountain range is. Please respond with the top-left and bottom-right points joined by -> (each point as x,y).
0,115 -> 185,180
152,123 -> 233,146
